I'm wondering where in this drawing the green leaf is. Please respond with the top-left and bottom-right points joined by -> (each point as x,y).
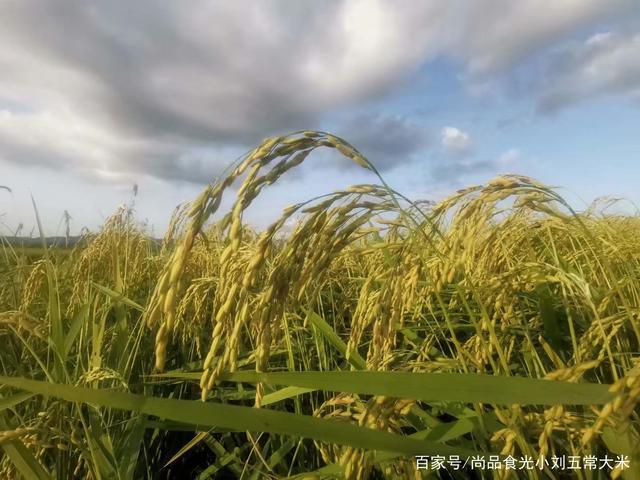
0,375 -> 482,458
287,420 -> 478,479
537,285 -> 564,351
84,407 -> 119,479
305,309 -> 366,369
197,435 -> 245,479
164,431 -> 209,468
63,304 -> 88,359
602,424 -> 640,480
91,282 -> 144,312
0,414 -> 50,480
0,391 -> 36,412
116,415 -> 147,479
218,370 -> 614,405
261,386 -> 316,406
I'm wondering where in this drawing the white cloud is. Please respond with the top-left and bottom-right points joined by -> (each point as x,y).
498,149 -> 521,164
336,114 -> 431,171
538,31 -> 640,111
431,147 -> 523,183
450,0 -> 634,74
1,0 -> 638,236
441,126 -> 472,154
0,1 -> 446,183
0,0 -> 636,185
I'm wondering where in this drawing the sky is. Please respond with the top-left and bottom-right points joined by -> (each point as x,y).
1,0 -> 639,236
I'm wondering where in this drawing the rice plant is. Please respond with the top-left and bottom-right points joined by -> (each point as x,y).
1,131 -> 639,479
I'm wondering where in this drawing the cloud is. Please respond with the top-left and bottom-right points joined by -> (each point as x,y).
430,147 -> 522,183
450,0 -> 635,74
538,31 -> 640,112
441,127 -> 472,155
498,148 -> 521,164
336,114 -> 431,171
430,159 -> 494,183
0,1 -> 447,182
0,108 -> 235,184
0,0 -> 635,184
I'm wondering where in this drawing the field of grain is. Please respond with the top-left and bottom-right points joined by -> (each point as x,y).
1,131 -> 639,479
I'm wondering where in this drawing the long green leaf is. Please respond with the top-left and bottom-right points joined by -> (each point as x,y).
63,303 -> 88,359
91,282 -> 144,312
261,386 -> 316,406
0,375 -> 481,458
287,419 -> 479,479
305,309 -> 366,369
218,370 -> 614,405
0,391 -> 36,412
0,414 -> 50,480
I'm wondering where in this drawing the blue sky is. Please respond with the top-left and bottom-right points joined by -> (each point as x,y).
1,1 -> 639,235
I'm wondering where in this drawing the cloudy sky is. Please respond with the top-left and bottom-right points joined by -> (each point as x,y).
1,1 -> 639,235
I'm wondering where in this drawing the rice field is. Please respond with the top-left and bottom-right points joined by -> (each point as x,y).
1,131 -> 639,479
